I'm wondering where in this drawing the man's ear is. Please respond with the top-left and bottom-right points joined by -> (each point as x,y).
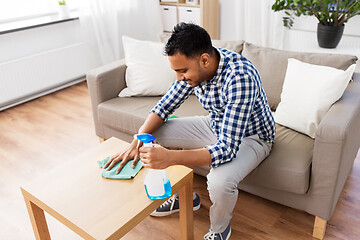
200,53 -> 211,68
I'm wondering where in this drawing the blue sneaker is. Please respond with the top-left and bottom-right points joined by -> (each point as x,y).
204,225 -> 231,240
150,192 -> 201,217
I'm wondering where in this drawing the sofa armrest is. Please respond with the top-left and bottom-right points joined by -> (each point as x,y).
311,72 -> 360,220
86,59 -> 127,137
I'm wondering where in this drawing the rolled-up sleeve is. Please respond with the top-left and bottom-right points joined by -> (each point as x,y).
150,81 -> 194,121
205,75 -> 258,167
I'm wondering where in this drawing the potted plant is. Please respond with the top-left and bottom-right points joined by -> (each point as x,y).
58,0 -> 71,19
272,0 -> 360,48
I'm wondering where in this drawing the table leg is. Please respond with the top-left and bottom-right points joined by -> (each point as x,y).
179,176 -> 194,240
24,196 -> 51,240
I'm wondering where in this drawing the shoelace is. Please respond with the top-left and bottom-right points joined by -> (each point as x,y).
159,193 -> 178,210
204,230 -> 223,240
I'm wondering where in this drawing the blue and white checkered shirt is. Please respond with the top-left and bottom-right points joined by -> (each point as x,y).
151,48 -> 276,167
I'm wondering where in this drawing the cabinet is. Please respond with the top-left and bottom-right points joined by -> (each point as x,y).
178,6 -> 201,26
160,5 -> 178,32
159,0 -> 219,39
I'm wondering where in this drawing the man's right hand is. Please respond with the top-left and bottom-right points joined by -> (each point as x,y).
103,139 -> 142,174
104,112 -> 164,174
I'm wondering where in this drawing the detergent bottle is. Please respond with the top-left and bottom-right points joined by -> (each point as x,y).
135,133 -> 172,200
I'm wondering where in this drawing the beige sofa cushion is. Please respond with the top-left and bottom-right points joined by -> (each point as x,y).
240,123 -> 314,194
98,97 -> 161,136
193,123 -> 314,194
241,42 -> 358,111
98,95 -> 208,136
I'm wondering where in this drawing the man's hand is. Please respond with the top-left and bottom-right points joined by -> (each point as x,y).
103,139 -> 142,174
139,145 -> 172,169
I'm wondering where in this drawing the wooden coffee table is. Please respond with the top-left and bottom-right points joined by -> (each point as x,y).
21,137 -> 194,240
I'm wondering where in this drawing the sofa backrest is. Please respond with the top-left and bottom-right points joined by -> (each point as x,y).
212,40 -> 244,54
241,42 -> 358,111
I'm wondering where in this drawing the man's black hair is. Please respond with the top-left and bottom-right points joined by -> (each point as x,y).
164,22 -> 214,58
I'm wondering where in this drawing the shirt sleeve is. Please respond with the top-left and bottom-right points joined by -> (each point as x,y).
204,74 -> 258,167
150,81 -> 194,121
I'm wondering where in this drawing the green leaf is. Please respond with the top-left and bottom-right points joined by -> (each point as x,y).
271,0 -> 360,26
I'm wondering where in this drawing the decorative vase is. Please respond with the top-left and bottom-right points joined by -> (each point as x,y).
317,23 -> 344,49
58,5 -> 71,19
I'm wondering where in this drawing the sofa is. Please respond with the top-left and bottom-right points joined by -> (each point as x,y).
86,40 -> 360,239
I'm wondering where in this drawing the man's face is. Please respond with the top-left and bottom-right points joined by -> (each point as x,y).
168,53 -> 208,87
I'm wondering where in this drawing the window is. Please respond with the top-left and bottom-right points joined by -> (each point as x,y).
0,0 -> 78,23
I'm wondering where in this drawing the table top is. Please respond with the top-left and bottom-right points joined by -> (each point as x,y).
21,137 -> 193,240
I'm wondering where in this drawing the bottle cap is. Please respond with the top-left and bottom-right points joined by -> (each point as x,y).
135,133 -> 156,144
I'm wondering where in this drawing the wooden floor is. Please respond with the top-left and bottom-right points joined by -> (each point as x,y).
0,81 -> 359,240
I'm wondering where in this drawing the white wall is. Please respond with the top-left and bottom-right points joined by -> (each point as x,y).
1,21 -> 77,62
0,20 -> 101,68
0,20 -> 100,110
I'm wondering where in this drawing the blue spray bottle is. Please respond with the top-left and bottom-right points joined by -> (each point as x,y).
135,133 -> 172,200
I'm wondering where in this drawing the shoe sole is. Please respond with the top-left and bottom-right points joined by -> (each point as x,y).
225,228 -> 231,240
150,203 -> 201,217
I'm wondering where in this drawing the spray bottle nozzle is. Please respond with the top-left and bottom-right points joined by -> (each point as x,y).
134,133 -> 156,144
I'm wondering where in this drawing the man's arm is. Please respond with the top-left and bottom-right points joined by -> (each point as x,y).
139,147 -> 212,169
138,112 -> 164,135
170,148 -> 212,166
104,112 -> 164,173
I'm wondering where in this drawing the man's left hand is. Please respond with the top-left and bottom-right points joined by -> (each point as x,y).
139,145 -> 172,169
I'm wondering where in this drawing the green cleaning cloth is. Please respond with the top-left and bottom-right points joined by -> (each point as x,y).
97,156 -> 143,179
169,115 -> 179,119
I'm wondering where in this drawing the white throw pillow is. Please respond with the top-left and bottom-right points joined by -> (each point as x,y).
118,36 -> 176,97
274,58 -> 356,138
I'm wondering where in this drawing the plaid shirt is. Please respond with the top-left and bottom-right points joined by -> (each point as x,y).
151,48 -> 276,167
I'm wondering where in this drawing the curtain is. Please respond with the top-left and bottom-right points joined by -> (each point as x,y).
221,0 -> 285,49
79,0 -> 163,65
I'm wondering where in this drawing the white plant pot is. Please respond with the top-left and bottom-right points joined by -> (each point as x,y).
58,5 -> 71,19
